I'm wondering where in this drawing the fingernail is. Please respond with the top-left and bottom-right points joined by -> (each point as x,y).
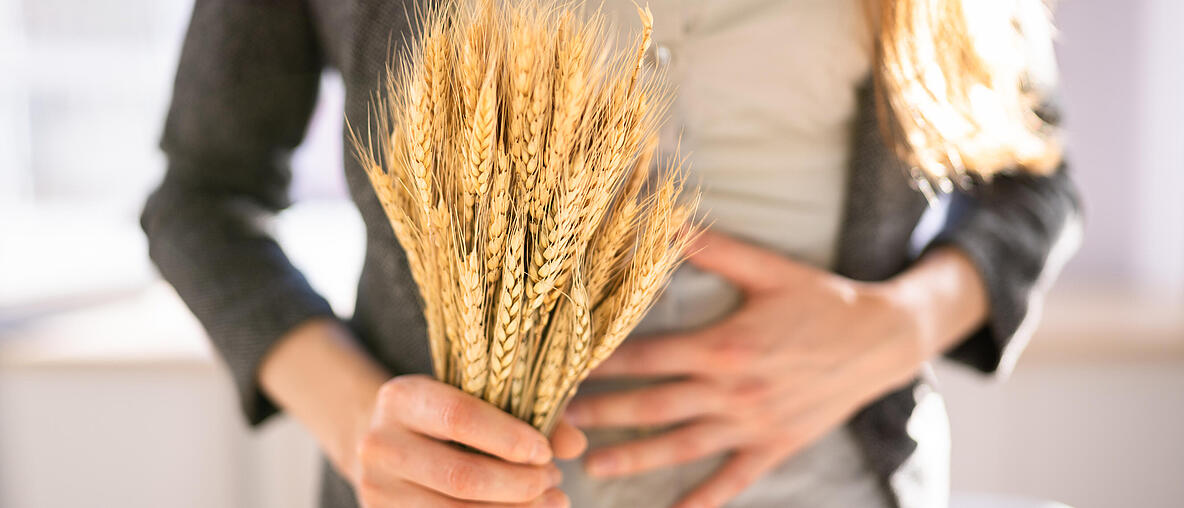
585,454 -> 618,477
543,489 -> 570,508
548,465 -> 563,486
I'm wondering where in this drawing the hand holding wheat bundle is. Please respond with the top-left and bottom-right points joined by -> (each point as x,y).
351,0 -> 698,434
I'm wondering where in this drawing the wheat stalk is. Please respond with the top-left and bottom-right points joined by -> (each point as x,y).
352,0 -> 698,433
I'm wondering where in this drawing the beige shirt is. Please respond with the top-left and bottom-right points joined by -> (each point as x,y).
657,0 -> 871,266
620,0 -> 873,335
559,2 -> 893,507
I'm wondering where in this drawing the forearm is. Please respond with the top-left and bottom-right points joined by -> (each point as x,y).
258,318 -> 390,480
886,246 -> 990,363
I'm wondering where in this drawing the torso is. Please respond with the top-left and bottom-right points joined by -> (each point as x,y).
561,2 -> 893,507
309,0 -> 936,505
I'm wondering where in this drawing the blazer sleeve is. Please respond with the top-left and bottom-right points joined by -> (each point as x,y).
141,0 -> 334,425
927,7 -> 1084,375
930,161 -> 1082,376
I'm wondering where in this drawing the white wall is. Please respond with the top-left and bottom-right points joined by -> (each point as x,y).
0,363 -> 321,508
939,360 -> 1184,508
1055,0 -> 1184,296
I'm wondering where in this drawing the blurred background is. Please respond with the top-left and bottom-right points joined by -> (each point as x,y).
0,0 -> 1180,507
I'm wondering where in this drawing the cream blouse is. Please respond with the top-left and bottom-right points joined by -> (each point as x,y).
605,0 -> 875,335
561,3 -> 891,508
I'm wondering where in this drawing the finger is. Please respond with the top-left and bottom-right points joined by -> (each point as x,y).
361,430 -> 562,503
583,420 -> 739,478
550,419 -> 588,460
671,447 -> 786,508
379,375 -> 552,464
687,230 -> 814,293
358,479 -> 570,508
532,488 -> 571,508
586,333 -> 711,379
565,380 -> 724,428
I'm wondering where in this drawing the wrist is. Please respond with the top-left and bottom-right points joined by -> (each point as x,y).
333,358 -> 387,482
258,318 -> 389,481
883,246 -> 991,364
876,276 -> 938,368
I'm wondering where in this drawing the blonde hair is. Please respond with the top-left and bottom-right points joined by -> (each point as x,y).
872,0 -> 1062,183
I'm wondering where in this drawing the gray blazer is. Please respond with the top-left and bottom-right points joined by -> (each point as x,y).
141,1 -> 1082,506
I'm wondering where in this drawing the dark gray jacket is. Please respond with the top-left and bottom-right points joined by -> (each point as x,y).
141,1 -> 1082,506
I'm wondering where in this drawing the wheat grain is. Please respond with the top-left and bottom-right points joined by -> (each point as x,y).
405,69 -> 436,224
457,244 -> 488,397
508,13 -> 534,179
462,62 -> 498,229
517,29 -> 552,205
530,319 -> 567,427
353,0 -> 695,432
484,212 -> 525,407
484,151 -> 512,306
586,178 -> 697,378
534,274 -> 592,434
563,274 -> 592,387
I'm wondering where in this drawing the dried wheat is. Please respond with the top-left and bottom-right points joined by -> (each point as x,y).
352,0 -> 697,432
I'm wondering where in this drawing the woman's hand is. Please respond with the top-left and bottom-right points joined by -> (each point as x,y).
563,231 -> 987,508
259,320 -> 587,508
352,374 -> 587,508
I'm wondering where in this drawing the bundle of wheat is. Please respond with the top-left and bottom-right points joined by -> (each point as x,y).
351,0 -> 698,434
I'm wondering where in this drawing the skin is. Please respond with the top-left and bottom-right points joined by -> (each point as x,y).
563,230 -> 989,508
259,229 -> 986,508
259,320 -> 588,507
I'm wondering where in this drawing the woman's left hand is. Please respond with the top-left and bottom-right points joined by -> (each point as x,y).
563,231 -> 947,508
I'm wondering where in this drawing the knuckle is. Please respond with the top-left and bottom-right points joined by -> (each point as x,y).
507,432 -> 536,463
729,378 -> 773,407
357,477 -> 375,495
639,391 -> 677,421
708,338 -> 755,371
440,461 -> 480,497
673,432 -> 708,461
356,432 -> 384,468
378,376 -> 417,407
356,476 -> 386,504
520,469 -> 552,499
437,397 -> 473,436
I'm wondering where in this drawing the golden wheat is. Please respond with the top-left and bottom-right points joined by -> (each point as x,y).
353,0 -> 698,433
485,211 -> 526,407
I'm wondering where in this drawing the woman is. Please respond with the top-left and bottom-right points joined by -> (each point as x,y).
142,0 -> 1080,507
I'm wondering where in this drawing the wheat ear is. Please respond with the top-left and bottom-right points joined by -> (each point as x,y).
457,244 -> 488,397
587,180 -> 696,377
534,271 -> 592,434
356,0 -> 696,434
484,212 -> 526,407
484,152 -> 512,307
463,63 -> 498,228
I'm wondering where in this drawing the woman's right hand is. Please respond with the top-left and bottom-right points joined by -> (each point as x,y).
352,374 -> 585,508
258,320 -> 586,507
